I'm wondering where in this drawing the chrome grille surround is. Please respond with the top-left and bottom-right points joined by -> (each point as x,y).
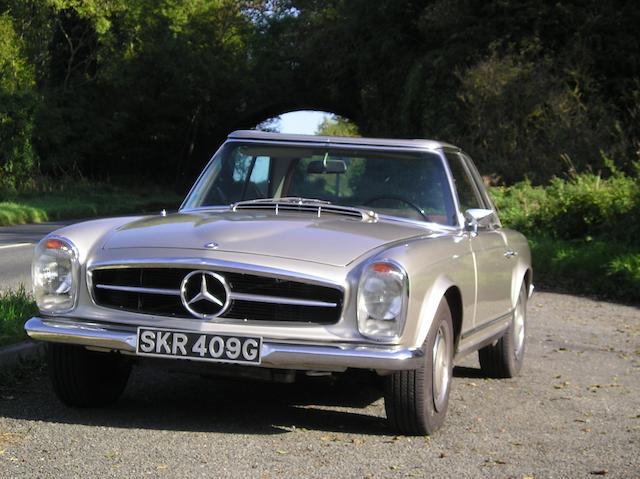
87,264 -> 344,324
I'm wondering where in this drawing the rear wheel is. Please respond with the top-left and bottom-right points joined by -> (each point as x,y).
479,283 -> 527,378
48,344 -> 131,407
384,299 -> 454,435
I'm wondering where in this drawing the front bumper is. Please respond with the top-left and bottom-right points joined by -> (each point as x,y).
24,317 -> 423,372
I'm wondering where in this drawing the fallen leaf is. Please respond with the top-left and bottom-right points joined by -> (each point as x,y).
276,449 -> 288,455
589,470 -> 608,476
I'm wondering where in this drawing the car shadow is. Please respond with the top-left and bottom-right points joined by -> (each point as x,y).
452,366 -> 486,379
0,365 -> 390,436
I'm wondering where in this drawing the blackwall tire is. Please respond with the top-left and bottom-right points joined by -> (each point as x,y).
384,298 -> 454,436
479,283 -> 527,378
48,343 -> 131,407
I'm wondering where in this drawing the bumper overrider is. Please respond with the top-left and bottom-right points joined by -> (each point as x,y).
24,317 -> 424,372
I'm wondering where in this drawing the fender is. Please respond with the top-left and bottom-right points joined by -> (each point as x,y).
412,273 -> 458,349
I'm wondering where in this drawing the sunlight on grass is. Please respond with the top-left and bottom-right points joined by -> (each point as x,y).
0,286 -> 38,347
0,202 -> 48,225
0,185 -> 182,226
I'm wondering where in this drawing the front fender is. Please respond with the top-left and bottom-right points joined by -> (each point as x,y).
411,274 -> 458,349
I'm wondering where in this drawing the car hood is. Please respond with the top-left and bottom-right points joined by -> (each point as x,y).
102,210 -> 436,267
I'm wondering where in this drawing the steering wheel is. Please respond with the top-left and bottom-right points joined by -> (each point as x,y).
363,195 -> 429,221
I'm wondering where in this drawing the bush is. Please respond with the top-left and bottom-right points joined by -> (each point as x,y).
490,169 -> 640,243
491,169 -> 639,302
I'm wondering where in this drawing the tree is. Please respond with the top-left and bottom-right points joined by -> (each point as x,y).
315,115 -> 359,137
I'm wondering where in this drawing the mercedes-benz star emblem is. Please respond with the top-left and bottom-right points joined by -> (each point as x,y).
180,270 -> 230,319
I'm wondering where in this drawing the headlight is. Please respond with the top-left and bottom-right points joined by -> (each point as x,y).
357,260 -> 408,341
32,236 -> 79,313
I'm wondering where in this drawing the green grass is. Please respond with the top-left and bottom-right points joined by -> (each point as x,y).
529,236 -> 639,302
0,184 -> 182,226
0,286 -> 38,347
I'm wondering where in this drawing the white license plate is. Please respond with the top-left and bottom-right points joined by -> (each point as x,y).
136,327 -> 262,365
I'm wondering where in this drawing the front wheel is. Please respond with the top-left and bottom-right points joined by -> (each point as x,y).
479,282 -> 527,378
48,344 -> 132,407
384,299 -> 454,436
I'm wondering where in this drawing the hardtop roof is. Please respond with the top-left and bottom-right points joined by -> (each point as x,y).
228,130 -> 459,152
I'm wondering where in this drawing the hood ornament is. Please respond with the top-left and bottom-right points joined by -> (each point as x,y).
204,242 -> 219,249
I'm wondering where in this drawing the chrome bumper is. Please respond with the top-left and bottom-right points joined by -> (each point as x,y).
24,317 -> 423,371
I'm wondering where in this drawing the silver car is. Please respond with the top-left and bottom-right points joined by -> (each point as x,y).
25,130 -> 532,435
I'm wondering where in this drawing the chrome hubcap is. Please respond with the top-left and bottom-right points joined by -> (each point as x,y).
513,295 -> 526,360
432,325 -> 450,412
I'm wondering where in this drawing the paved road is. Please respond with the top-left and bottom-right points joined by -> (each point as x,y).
0,222 -> 74,292
1,292 -> 638,478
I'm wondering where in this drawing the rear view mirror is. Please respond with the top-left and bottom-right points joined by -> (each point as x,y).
307,159 -> 347,174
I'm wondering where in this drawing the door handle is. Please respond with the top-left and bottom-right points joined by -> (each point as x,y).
504,250 -> 518,259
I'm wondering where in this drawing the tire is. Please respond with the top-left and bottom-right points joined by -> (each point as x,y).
479,282 -> 527,378
48,343 -> 132,407
384,298 -> 454,436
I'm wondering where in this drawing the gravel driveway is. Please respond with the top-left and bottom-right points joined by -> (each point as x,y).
1,292 -> 638,478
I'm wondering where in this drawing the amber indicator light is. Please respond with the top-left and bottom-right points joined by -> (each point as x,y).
45,239 -> 66,250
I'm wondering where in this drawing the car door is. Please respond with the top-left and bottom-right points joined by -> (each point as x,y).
446,152 -> 513,327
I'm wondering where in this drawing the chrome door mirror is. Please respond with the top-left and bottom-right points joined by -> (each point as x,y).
464,208 -> 494,236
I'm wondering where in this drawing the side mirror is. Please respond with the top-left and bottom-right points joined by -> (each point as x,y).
464,208 -> 494,235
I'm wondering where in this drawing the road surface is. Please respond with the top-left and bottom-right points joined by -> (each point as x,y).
0,292 -> 638,478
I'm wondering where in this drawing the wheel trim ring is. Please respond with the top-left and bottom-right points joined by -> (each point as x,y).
513,294 -> 526,360
432,325 -> 450,413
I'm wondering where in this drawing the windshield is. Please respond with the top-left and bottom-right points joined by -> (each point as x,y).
182,142 -> 457,225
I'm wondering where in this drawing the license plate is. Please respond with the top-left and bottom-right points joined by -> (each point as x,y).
136,327 -> 262,365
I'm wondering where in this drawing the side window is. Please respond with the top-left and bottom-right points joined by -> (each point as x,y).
446,153 -> 483,212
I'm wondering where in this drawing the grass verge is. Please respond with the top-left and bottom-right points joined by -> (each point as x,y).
0,185 -> 182,226
530,236 -> 639,303
0,286 -> 38,348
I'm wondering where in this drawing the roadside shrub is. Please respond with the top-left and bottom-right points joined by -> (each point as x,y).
0,286 -> 38,347
491,169 -> 640,243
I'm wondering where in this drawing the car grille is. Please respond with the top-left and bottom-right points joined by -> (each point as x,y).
90,267 -> 343,324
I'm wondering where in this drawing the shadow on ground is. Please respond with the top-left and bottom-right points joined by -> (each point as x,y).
0,364 -> 389,435
1,359 -> 488,436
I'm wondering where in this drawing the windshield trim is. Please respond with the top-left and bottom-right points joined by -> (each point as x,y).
180,140 -> 461,227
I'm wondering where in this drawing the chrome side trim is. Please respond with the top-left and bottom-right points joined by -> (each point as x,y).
228,292 -> 337,308
459,310 -> 513,341
95,284 -> 181,296
24,317 -> 424,371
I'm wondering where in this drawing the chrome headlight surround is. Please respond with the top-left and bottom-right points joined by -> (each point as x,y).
357,259 -> 409,342
32,236 -> 80,314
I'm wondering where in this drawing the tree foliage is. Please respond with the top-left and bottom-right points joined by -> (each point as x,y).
316,115 -> 359,137
0,0 -> 638,193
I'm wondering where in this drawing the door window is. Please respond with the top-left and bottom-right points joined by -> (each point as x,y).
446,153 -> 483,212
